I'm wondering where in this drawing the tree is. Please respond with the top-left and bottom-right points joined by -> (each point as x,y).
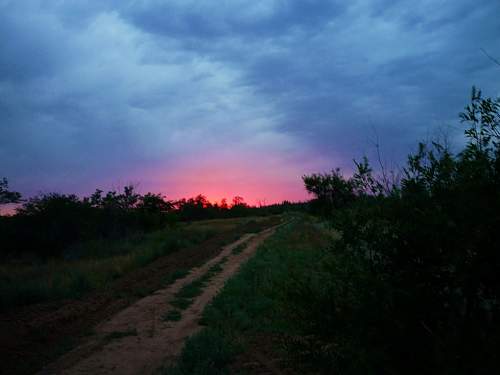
302,169 -> 356,212
0,178 -> 21,205
219,198 -> 229,210
231,196 -> 246,207
137,192 -> 173,213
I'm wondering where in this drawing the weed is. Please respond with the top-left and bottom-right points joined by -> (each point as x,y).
161,328 -> 239,375
162,309 -> 182,322
170,298 -> 191,310
231,242 -> 247,255
132,287 -> 152,298
169,258 -> 228,312
162,269 -> 189,286
0,219 -> 238,311
169,220 -> 328,374
103,328 -> 138,344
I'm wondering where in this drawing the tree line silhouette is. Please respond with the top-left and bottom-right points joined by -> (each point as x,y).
0,183 -> 295,258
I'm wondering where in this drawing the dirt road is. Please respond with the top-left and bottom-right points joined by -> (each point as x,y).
1,217 -> 281,375
41,225 -> 278,374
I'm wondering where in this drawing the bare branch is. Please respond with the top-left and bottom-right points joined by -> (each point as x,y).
480,48 -> 500,67
370,126 -> 391,194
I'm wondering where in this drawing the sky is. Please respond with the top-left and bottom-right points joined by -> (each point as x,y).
1,0 -> 499,205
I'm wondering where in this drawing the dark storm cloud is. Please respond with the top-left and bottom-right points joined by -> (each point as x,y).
125,1 -> 346,40
0,0 -> 499,199
121,0 -> 500,162
0,8 -> 66,82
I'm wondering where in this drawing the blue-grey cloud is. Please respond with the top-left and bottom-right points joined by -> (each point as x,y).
0,0 -> 499,201
125,0 -> 346,40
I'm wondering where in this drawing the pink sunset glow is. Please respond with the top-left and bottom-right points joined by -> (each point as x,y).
139,151 -> 320,206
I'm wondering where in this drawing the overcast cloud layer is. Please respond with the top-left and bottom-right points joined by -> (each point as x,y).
1,0 -> 499,203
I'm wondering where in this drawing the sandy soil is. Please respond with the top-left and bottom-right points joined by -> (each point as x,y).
40,225 -> 278,374
0,217 -> 281,375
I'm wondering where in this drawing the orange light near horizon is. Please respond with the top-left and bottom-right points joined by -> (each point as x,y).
156,172 -> 309,206
138,149 -> 321,206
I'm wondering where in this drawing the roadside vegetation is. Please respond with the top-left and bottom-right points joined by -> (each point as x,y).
166,88 -> 500,375
162,216 -> 332,375
0,176 -> 297,312
231,241 -> 248,255
0,222 -> 212,310
0,187 -> 300,260
167,257 -> 228,317
0,217 -> 275,311
1,87 -> 498,374
296,87 -> 500,374
1,216 -> 283,375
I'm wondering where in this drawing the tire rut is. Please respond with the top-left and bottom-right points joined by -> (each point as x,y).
40,225 -> 279,375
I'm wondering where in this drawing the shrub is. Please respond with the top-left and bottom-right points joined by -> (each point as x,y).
298,88 -> 500,374
162,328 -> 237,375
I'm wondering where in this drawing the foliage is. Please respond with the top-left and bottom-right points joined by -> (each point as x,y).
0,178 -> 21,205
0,181 -> 299,259
162,328 -> 238,375
162,309 -> 182,322
168,258 -> 227,314
0,224 -> 214,310
0,185 -> 174,258
168,219 -> 331,374
303,169 -> 356,215
174,194 -> 257,221
298,87 -> 500,374
231,241 -> 248,255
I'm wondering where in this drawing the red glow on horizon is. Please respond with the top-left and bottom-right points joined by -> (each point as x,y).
142,151 -> 313,206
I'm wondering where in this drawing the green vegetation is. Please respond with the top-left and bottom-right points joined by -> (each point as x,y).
162,328 -> 238,375
231,242 -> 248,255
0,187 -> 176,259
2,86 -> 496,374
162,269 -> 190,287
0,185 -> 299,261
168,258 -> 228,315
0,219 -> 240,311
0,178 -> 21,205
295,87 -> 500,374
162,309 -> 182,322
166,218 -> 331,374
0,174 -> 293,314
103,329 -> 138,344
167,88 -> 500,374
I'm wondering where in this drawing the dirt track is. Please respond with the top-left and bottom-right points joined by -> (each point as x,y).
0,217 -> 281,375
39,225 -> 278,374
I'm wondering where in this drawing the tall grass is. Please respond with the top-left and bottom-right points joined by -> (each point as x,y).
0,223 -> 217,310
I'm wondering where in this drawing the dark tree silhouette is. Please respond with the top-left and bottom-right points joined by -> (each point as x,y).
137,192 -> 173,213
0,178 -> 21,205
231,196 -> 246,207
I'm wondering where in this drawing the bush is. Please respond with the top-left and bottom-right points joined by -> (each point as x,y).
162,328 -> 238,375
0,187 -> 174,258
297,88 -> 500,374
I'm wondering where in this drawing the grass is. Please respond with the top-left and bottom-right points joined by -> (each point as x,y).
0,215 -> 284,375
165,215 -> 333,374
162,328 -> 238,375
162,269 -> 190,287
162,309 -> 182,322
0,217 -> 262,311
231,242 -> 248,255
166,258 -> 229,320
103,328 -> 138,344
